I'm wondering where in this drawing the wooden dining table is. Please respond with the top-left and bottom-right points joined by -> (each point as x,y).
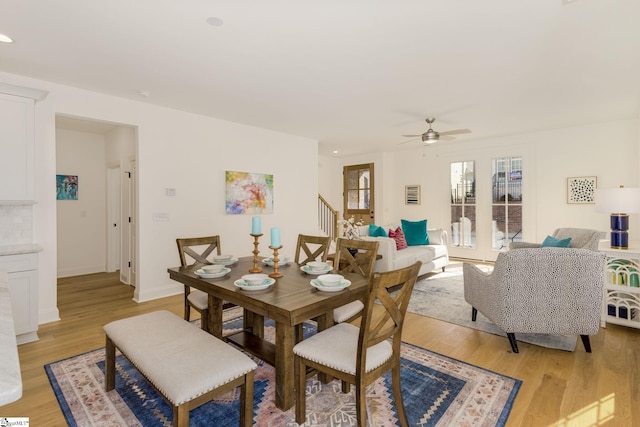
167,256 -> 368,410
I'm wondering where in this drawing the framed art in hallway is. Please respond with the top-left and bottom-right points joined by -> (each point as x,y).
56,174 -> 78,200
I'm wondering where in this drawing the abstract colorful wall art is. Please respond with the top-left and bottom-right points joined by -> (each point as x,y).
225,171 -> 274,214
56,174 -> 78,200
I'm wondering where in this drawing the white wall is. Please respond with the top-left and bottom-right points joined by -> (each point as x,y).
0,70 -> 318,325
56,128 -> 107,276
321,118 -> 640,259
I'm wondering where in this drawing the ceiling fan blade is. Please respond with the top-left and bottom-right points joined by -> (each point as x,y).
439,128 -> 471,136
398,137 -> 421,145
401,134 -> 422,138
439,135 -> 455,141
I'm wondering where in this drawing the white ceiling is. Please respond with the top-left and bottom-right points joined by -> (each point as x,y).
2,0 -> 639,156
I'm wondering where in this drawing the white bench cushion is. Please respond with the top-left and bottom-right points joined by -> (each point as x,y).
104,310 -> 256,406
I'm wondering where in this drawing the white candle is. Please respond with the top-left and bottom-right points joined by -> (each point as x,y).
252,216 -> 261,234
270,227 -> 281,247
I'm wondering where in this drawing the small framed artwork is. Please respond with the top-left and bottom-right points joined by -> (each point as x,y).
56,174 -> 78,200
567,176 -> 597,204
405,185 -> 421,205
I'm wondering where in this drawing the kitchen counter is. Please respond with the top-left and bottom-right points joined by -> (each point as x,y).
0,270 -> 22,406
0,244 -> 42,256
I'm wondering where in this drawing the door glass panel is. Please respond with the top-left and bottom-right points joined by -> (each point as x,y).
343,163 -> 375,224
451,161 -> 475,248
491,157 -> 522,251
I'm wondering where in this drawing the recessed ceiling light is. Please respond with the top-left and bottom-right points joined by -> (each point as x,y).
0,34 -> 14,43
332,150 -> 339,154
206,17 -> 224,27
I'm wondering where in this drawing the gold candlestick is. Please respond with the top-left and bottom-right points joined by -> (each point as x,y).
249,233 -> 263,273
268,245 -> 284,278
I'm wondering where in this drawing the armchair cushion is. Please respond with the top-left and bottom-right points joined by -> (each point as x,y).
541,235 -> 572,248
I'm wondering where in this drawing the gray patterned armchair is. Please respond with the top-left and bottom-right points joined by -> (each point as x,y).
463,248 -> 605,353
509,227 -> 605,251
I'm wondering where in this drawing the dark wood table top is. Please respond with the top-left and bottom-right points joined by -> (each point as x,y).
167,256 -> 369,327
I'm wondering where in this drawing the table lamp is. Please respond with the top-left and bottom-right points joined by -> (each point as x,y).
595,185 -> 640,249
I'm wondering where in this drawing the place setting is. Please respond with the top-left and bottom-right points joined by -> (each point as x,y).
300,261 -> 332,275
193,264 -> 231,279
211,254 -> 239,266
261,255 -> 291,268
310,273 -> 351,292
234,273 -> 275,291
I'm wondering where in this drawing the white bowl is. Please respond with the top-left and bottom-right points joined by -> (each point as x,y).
213,254 -> 233,261
242,273 -> 269,286
317,274 -> 344,287
202,264 -> 224,273
307,261 -> 329,271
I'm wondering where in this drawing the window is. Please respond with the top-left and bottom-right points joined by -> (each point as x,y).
450,161 -> 475,248
491,157 -> 522,250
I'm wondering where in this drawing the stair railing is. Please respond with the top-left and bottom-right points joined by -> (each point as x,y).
318,194 -> 338,241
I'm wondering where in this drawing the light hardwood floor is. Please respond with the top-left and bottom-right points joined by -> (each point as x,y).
2,271 -> 639,426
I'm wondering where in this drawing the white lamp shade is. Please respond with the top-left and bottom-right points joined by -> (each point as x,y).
595,187 -> 640,214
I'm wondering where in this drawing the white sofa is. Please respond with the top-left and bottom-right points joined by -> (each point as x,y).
358,226 -> 449,277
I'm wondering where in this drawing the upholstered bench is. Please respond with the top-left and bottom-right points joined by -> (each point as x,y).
104,310 -> 257,427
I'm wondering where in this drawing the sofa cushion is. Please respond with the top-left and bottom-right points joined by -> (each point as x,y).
401,219 -> 430,246
541,235 -> 572,248
369,224 -> 388,237
388,227 -> 408,250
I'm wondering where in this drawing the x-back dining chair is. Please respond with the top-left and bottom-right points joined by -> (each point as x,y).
293,261 -> 421,427
294,234 -> 331,265
331,238 -> 380,324
176,235 -> 221,332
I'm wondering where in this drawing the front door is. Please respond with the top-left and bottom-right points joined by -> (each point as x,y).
343,163 -> 375,225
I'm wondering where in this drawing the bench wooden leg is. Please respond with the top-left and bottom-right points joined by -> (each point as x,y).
105,336 -> 116,391
240,370 -> 255,427
173,404 -> 188,427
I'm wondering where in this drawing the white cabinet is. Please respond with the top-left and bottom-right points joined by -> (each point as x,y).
0,252 -> 39,344
599,243 -> 640,329
0,93 -> 35,201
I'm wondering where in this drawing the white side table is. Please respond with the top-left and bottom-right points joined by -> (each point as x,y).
598,241 -> 640,329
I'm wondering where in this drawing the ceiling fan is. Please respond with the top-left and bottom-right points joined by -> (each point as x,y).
401,118 -> 471,144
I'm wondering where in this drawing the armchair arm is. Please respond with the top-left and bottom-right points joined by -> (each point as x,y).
463,263 -> 498,318
509,241 -> 541,249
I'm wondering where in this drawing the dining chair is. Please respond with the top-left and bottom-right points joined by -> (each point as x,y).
331,238 -> 380,324
293,261 -> 421,427
176,235 -> 221,332
294,234 -> 331,265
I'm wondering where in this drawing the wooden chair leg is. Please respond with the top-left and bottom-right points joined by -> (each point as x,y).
580,335 -> 592,353
341,380 -> 350,393
295,357 -> 307,424
392,363 -> 409,427
105,337 -> 116,391
355,381 -> 367,427
507,333 -> 519,353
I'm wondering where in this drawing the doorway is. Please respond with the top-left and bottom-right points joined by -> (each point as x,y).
55,116 -> 137,284
343,163 -> 375,225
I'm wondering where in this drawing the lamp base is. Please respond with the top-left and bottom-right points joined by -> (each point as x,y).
610,213 -> 629,249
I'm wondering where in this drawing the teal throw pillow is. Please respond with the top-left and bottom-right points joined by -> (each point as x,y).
401,219 -> 429,246
369,224 -> 388,237
541,235 -> 572,248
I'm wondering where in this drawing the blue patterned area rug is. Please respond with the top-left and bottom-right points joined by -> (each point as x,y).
45,309 -> 521,426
